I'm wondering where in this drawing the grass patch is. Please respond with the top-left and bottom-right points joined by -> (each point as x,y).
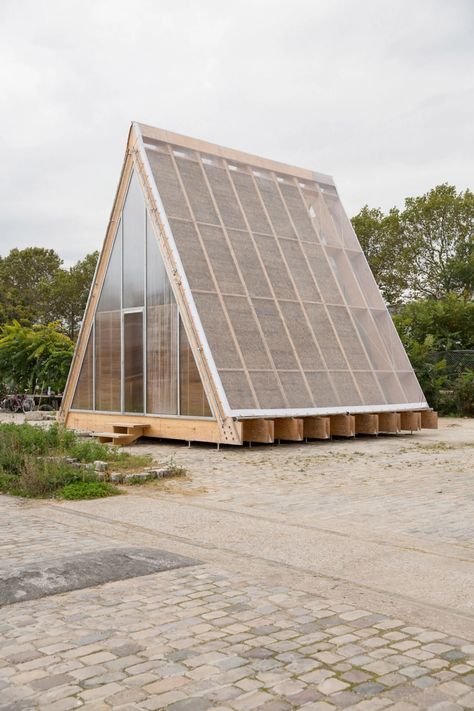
0,422 -> 151,499
56,481 -> 121,500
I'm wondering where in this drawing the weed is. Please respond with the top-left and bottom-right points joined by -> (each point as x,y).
56,481 -> 121,499
166,456 -> 188,477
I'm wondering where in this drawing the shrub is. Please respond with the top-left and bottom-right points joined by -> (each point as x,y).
56,481 -> 121,499
453,370 -> 474,416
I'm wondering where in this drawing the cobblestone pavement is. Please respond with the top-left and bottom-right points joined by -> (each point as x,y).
1,418 -> 474,709
1,500 -> 474,711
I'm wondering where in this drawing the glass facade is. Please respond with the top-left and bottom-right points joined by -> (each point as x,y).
72,170 -> 212,418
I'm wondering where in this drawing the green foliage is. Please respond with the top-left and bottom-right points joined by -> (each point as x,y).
0,321 -> 74,393
453,370 -> 474,416
352,184 -> 473,304
393,298 -> 474,415
393,295 -> 474,351
351,206 -> 408,305
0,247 -> 99,339
0,423 -> 151,498
56,481 -> 121,500
0,248 -> 62,326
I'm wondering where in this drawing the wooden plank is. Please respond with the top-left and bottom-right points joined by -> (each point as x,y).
378,412 -> 401,434
330,414 -> 355,437
355,413 -> 379,435
112,422 -> 150,430
399,411 -> 422,432
242,419 -> 274,443
273,418 -> 304,441
137,123 -> 328,184
65,412 -> 224,444
419,410 -> 438,429
303,416 -> 330,439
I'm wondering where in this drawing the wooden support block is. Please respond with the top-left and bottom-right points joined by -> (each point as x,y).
420,410 -> 438,429
273,418 -> 304,441
355,413 -> 379,435
330,414 -> 355,437
303,416 -> 330,439
242,418 -> 274,443
378,412 -> 401,433
399,411 -> 421,432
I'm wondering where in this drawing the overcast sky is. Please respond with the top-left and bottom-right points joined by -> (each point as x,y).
0,0 -> 472,265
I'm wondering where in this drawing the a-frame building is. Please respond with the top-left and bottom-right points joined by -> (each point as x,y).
59,123 -> 436,445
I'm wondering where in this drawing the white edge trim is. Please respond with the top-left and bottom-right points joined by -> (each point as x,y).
132,123 -> 232,419
230,402 -> 429,419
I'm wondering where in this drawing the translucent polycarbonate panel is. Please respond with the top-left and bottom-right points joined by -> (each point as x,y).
140,130 -> 426,412
146,150 -> 191,220
349,252 -> 385,309
351,308 -> 391,371
219,370 -> 256,409
305,371 -> 339,407
204,165 -> 247,230
252,299 -> 299,369
255,177 -> 296,239
304,302 -> 347,370
278,238 -> 321,302
278,183 -> 318,242
223,296 -> 272,370
398,370 -> 425,403
353,371 -> 385,406
97,222 -> 121,313
179,318 -> 212,417
249,370 -> 286,409
146,219 -> 178,415
279,301 -> 325,370
193,292 -> 242,369
123,312 -> 144,413
327,306 -> 370,371
95,311 -> 121,411
227,230 -> 272,298
72,329 -> 93,410
331,371 -> 362,405
325,247 -> 365,307
376,372 -> 406,403
230,170 -> 272,234
302,243 -> 343,305
199,224 -> 245,295
371,309 -> 413,371
253,233 -> 297,300
168,218 -> 215,292
278,371 -> 313,408
122,172 -> 145,308
301,188 -> 337,246
322,192 -> 360,250
175,157 -> 219,225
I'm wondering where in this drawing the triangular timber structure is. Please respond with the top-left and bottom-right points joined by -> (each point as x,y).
60,123 -> 437,444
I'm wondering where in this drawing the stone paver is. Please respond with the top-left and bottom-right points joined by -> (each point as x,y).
1,418 -> 474,709
1,499 -> 474,709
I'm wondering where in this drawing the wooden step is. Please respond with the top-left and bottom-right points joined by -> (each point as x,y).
111,422 -> 150,430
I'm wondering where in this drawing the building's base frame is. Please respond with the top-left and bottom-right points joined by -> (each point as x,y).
65,409 -> 438,446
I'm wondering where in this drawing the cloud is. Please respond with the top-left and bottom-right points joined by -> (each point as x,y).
0,0 -> 472,264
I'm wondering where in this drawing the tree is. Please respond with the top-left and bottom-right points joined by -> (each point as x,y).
0,321 -> 74,393
48,251 -> 99,339
0,248 -> 99,339
393,295 -> 474,352
351,206 -> 409,304
0,248 -> 62,325
401,184 -> 474,300
351,184 -> 474,303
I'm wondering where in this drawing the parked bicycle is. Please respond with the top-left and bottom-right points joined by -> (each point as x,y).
0,393 -> 36,413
